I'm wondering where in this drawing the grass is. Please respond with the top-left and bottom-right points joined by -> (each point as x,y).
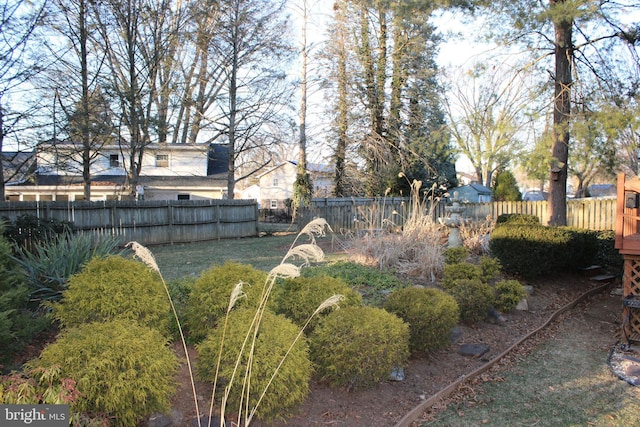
152,233 -> 343,281
422,312 -> 640,426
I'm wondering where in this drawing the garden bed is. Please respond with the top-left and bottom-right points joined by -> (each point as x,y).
167,273 -> 619,427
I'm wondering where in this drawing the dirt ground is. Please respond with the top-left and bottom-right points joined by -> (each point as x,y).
169,273 -> 623,427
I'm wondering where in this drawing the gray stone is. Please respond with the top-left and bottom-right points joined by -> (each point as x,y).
389,367 -> 405,381
516,298 -> 529,311
147,413 -> 172,427
458,343 -> 490,358
450,326 -> 463,344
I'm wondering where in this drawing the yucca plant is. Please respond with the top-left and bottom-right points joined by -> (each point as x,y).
12,231 -> 122,304
128,217 -> 343,427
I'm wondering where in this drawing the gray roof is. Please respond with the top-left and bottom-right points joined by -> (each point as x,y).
458,183 -> 492,194
2,151 -> 36,184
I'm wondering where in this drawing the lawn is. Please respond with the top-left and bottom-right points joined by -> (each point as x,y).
151,232 -> 343,281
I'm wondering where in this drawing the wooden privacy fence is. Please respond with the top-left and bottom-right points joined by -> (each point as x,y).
299,196 -> 617,232
0,199 -> 259,246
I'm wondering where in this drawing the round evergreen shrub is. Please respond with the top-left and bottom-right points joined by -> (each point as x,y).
196,308 -> 311,422
384,287 -> 459,353
444,247 -> 469,265
493,279 -> 526,313
445,279 -> 493,324
309,306 -> 409,390
272,275 -> 362,332
479,256 -> 502,282
30,320 -> 178,427
441,262 -> 482,290
50,255 -> 171,332
184,262 -> 268,342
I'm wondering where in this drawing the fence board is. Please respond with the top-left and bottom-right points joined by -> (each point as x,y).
1,197 -> 617,247
0,199 -> 259,246
299,197 -> 617,232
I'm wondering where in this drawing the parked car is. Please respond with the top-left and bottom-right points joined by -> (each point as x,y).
522,190 -> 548,201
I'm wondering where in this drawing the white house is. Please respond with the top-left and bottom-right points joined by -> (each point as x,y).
4,142 -> 229,201
255,161 -> 335,209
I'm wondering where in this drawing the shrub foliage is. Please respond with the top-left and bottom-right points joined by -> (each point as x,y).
49,256 -> 171,332
490,224 -> 598,278
0,225 -> 50,363
384,287 -> 459,353
309,306 -> 409,390
446,279 -> 494,323
493,279 -> 527,313
303,260 -> 408,306
272,275 -> 362,331
196,308 -> 312,422
30,320 -> 178,427
13,232 -> 121,303
443,247 -> 469,265
184,262 -> 268,342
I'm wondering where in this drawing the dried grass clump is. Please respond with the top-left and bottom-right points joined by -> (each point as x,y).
459,215 -> 495,256
346,180 -> 447,282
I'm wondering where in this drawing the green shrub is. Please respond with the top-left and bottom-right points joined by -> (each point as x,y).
2,214 -> 72,254
49,256 -> 171,332
441,262 -> 482,290
303,260 -> 408,306
196,308 -> 311,422
445,279 -> 494,324
495,213 -> 540,226
489,224 -> 598,278
309,306 -> 409,390
0,225 -> 50,364
272,275 -> 362,331
493,279 -> 526,313
384,287 -> 459,353
165,276 -> 194,340
479,256 -> 502,282
29,320 -> 178,427
13,232 -> 122,303
444,247 -> 469,264
184,262 -> 268,342
594,230 -> 623,275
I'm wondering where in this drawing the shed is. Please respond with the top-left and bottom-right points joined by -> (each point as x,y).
452,183 -> 493,203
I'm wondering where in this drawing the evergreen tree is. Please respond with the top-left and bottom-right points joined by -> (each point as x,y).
492,169 -> 522,201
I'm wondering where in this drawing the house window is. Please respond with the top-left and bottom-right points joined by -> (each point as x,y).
156,154 -> 169,167
270,199 -> 278,209
177,194 -> 190,200
272,178 -> 278,186
109,154 -> 120,168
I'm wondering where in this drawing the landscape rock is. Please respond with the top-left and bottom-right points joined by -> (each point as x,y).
458,343 -> 490,358
389,367 -> 405,381
147,409 -> 183,427
516,298 -> 529,311
449,326 -> 463,344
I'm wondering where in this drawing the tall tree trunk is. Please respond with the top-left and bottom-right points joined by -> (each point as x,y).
227,15 -> 239,200
294,0 -> 312,210
548,0 -> 572,226
0,105 -> 4,201
334,0 -> 348,197
80,0 -> 91,200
